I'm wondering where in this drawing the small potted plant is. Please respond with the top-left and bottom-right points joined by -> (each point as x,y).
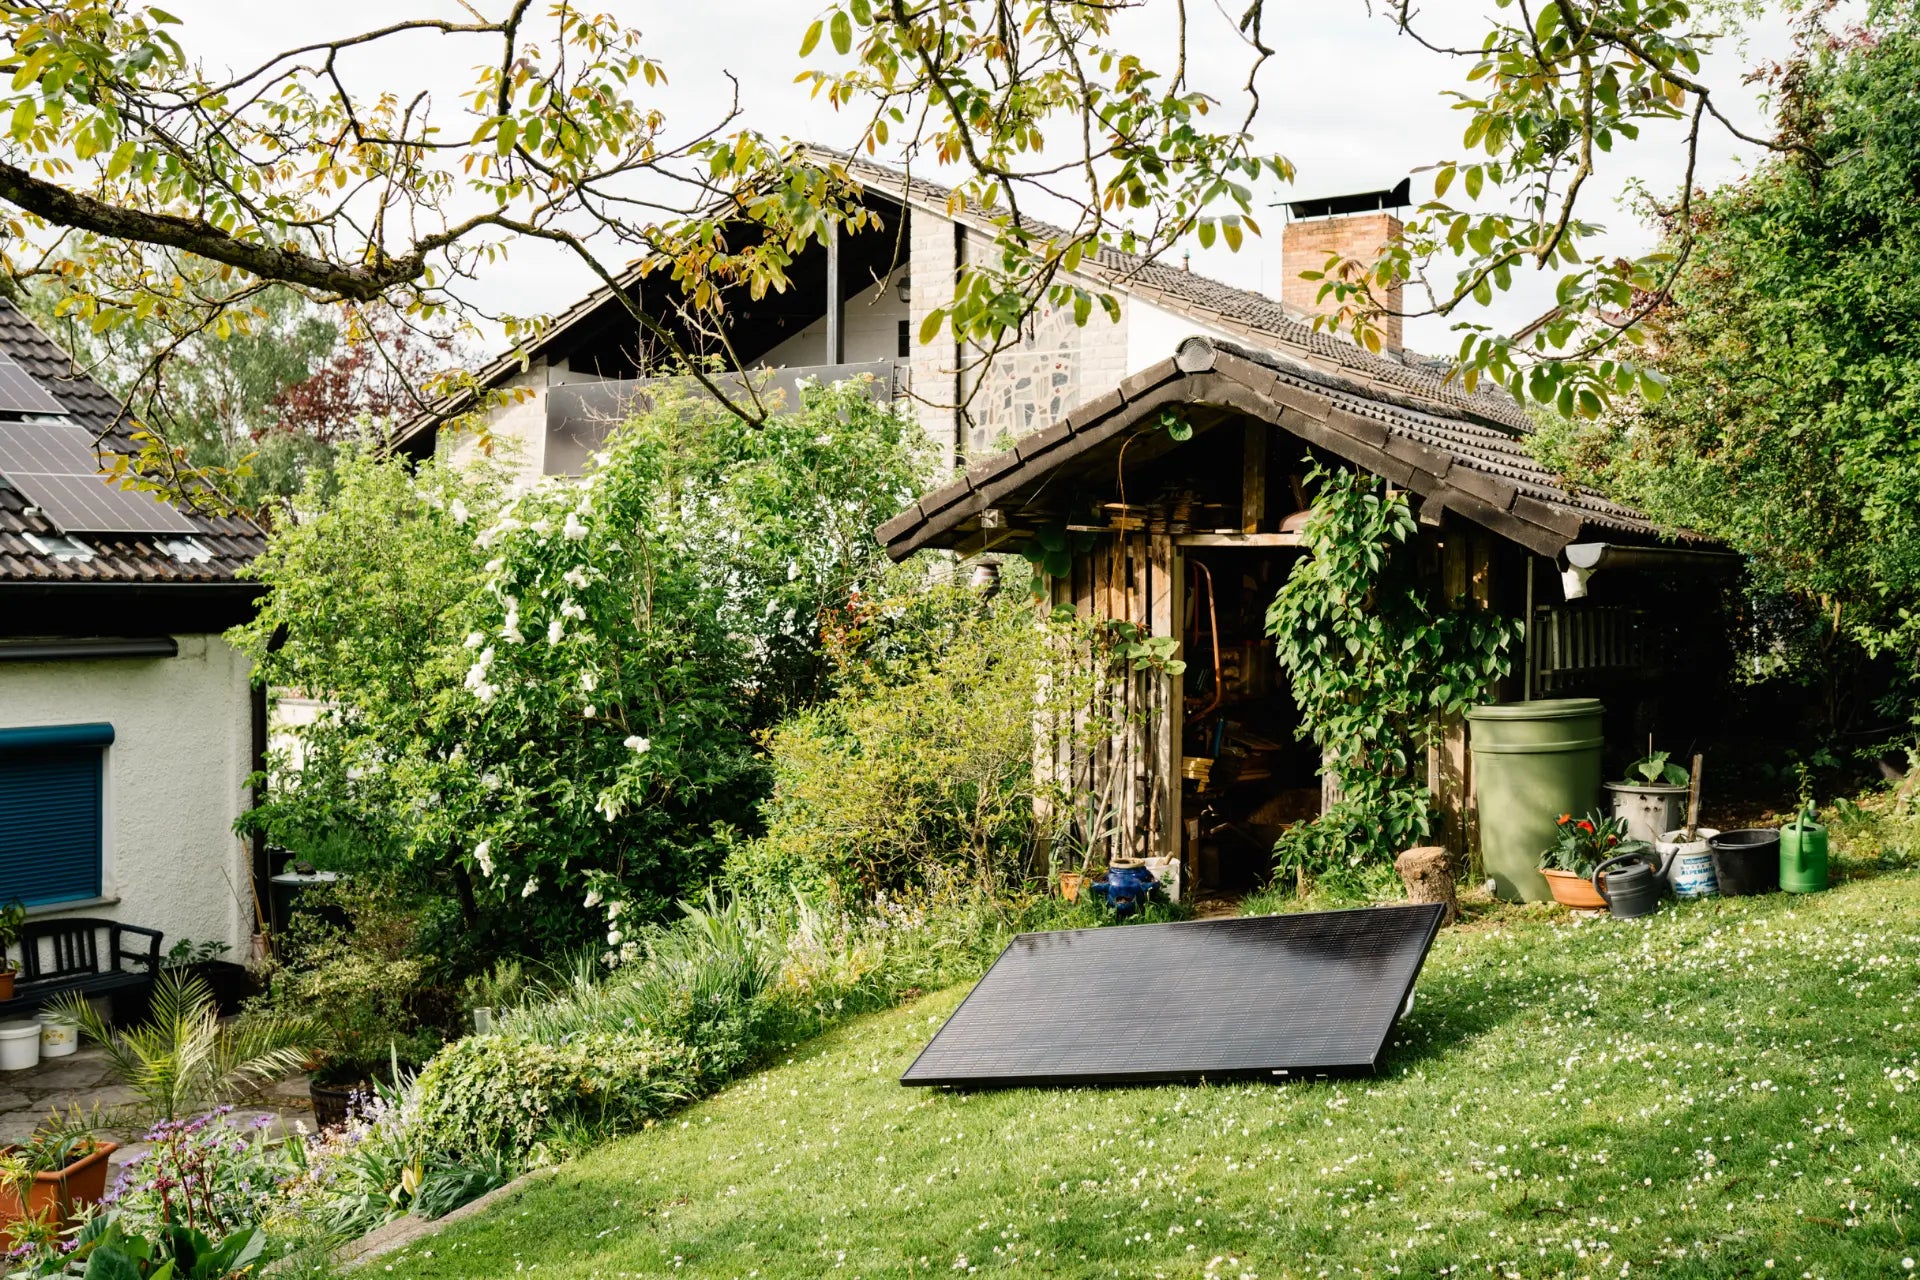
1540,811 -> 1632,910
162,939 -> 261,1017
1606,750 -> 1693,844
0,901 -> 25,1002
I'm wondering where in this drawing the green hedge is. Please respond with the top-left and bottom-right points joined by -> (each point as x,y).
413,1031 -> 694,1163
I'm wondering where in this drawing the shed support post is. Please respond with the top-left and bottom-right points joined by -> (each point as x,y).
1243,422 -> 1268,533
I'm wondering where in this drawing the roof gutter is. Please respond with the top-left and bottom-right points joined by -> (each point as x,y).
1558,541 -> 1743,600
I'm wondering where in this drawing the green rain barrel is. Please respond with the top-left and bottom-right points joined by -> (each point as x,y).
1465,698 -> 1605,903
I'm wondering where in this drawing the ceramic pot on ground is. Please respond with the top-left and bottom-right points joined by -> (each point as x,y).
1541,868 -> 1607,910
1058,871 -> 1085,903
1655,828 -> 1720,899
0,970 -> 13,1001
1605,782 -> 1691,845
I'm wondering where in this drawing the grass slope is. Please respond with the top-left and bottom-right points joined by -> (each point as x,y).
379,875 -> 1920,1279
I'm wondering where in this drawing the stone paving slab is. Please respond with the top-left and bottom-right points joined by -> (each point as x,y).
0,1041 -> 312,1149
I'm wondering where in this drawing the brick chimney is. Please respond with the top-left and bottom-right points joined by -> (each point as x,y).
1282,181 -> 1408,354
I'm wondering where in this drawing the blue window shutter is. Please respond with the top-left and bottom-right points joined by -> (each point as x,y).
0,746 -> 104,907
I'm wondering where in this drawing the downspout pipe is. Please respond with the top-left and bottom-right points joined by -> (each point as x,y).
1558,542 -> 1742,600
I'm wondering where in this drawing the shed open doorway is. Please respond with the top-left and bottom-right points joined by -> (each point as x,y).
1178,544 -> 1317,896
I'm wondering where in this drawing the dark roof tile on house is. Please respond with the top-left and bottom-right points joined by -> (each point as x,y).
395,146 -> 1534,446
817,148 -> 1537,434
0,302 -> 265,585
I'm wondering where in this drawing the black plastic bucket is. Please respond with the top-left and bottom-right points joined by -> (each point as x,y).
1708,828 -> 1781,896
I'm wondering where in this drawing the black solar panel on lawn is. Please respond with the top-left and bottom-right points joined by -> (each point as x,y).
0,420 -> 197,535
900,904 -> 1445,1087
0,348 -> 67,417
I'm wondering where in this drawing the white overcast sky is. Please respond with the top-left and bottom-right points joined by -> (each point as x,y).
172,0 -> 1801,357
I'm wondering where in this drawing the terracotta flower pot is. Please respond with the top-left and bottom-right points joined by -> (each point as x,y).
1058,872 -> 1085,903
0,1140 -> 119,1235
0,970 -> 13,1002
1541,868 -> 1607,911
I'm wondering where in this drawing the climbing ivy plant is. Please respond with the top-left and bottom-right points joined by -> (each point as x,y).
1265,463 -> 1518,881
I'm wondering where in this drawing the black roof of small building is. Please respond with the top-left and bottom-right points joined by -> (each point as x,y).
0,301 -> 265,602
879,337 -> 1707,562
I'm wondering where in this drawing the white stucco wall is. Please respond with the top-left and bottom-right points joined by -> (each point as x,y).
761,270 -> 909,367
442,360 -> 547,490
1125,296 -> 1242,377
0,634 -> 255,954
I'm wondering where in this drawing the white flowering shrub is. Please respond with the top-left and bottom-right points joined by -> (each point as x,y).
238,379 -> 926,957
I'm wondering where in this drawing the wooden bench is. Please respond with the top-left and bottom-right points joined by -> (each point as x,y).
0,918 -> 163,1023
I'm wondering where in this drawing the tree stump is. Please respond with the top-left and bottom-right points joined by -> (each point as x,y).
1396,845 -> 1458,925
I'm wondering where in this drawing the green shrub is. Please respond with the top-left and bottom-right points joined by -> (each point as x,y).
412,1031 -> 693,1164
730,583 -> 1135,900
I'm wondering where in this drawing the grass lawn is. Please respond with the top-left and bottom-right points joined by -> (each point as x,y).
377,873 -> 1920,1279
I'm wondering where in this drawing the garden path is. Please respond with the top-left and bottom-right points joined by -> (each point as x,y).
0,1046 -> 313,1171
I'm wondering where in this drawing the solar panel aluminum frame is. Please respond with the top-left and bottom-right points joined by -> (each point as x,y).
900,903 -> 1446,1089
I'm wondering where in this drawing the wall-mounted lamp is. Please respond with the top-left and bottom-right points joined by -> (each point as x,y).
896,270 -> 911,304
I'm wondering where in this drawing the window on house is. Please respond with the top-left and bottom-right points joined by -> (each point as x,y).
0,723 -> 112,906
898,320 -> 910,359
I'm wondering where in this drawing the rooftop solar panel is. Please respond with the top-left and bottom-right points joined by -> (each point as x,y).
901,904 -> 1445,1087
0,421 -> 197,535
0,348 -> 68,417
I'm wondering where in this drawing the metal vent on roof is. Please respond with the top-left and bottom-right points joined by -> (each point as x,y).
0,422 -> 196,535
0,348 -> 68,417
1285,179 -> 1413,221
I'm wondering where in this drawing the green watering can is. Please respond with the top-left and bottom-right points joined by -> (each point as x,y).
1780,804 -> 1829,894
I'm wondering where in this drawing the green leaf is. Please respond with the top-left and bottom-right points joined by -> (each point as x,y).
83,1247 -> 146,1280
830,10 -> 853,54
917,307 -> 946,345
799,19 -> 823,55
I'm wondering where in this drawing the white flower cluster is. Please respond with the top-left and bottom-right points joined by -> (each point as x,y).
599,897 -> 638,967
463,645 -> 498,703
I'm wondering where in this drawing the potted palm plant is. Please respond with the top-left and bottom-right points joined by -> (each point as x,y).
50,973 -> 310,1122
1540,811 -> 1636,910
0,901 -> 25,1002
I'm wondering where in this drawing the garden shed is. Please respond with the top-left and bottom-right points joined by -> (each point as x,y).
878,335 -> 1734,892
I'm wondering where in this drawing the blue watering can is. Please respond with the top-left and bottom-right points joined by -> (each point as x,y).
1091,864 -> 1157,916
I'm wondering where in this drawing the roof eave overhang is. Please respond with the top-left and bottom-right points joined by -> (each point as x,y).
0,580 -> 263,637
879,344 -> 1699,564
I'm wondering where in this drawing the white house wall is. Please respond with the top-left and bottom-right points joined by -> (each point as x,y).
0,634 -> 255,954
442,359 -> 548,488
762,273 -> 908,368
1125,296 -> 1242,378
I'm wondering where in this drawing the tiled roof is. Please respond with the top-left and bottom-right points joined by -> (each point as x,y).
814,148 -> 1537,434
878,338 -> 1707,562
0,302 -> 265,585
396,144 -> 1534,447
